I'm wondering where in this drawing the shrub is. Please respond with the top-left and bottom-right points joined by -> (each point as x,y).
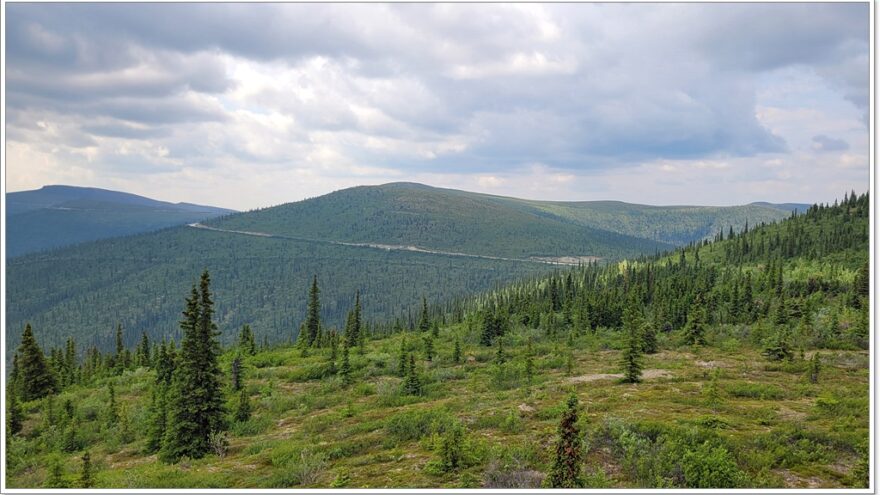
681,441 -> 747,488
385,409 -> 452,444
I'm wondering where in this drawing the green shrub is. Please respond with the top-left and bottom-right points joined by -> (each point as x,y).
385,409 -> 452,444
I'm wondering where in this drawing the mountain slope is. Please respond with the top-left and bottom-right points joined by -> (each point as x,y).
208,183 -> 800,254
6,185 -> 234,258
5,183 -> 808,358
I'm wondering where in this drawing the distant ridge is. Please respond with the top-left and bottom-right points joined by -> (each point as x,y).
6,185 -> 234,257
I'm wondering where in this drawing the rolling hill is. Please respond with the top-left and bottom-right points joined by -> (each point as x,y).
6,183 -> 804,358
5,185 -> 234,258
208,182 -> 804,253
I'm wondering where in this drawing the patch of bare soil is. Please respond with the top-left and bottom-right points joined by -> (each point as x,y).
775,469 -> 830,488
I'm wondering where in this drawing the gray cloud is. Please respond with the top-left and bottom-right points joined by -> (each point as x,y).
4,3 -> 869,207
812,135 -> 850,152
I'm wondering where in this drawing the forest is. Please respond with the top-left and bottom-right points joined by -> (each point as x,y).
5,191 -> 869,489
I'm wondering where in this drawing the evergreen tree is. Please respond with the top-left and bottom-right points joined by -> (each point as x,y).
114,324 -> 125,374
16,324 -> 57,401
424,335 -> 434,362
345,291 -> 363,345
339,338 -> 352,387
231,355 -> 243,391
234,388 -> 251,423
62,421 -> 80,452
809,352 -> 821,384
437,421 -> 465,472
620,309 -> 644,383
545,394 -> 585,488
704,368 -> 722,414
682,296 -> 708,346
145,386 -> 168,454
418,296 -> 431,333
304,275 -> 322,347
7,392 -> 23,436
855,260 -> 869,298
46,456 -> 67,488
78,451 -> 94,488
160,271 -> 227,463
239,324 -> 256,355
641,319 -> 658,354
106,383 -> 119,425
403,354 -> 422,395
566,351 -> 574,376
452,335 -> 462,364
137,332 -> 151,368
397,338 -> 408,377
155,339 -> 175,386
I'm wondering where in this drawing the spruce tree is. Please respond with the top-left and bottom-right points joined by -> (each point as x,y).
239,324 -> 256,355
397,338 -> 408,377
145,386 -> 168,453
641,319 -> 658,354
106,383 -> 119,425
304,275 -> 322,347
16,324 -> 57,401
328,331 -> 338,375
682,296 -> 708,346
620,313 -> 644,383
452,335 -> 462,364
231,355 -> 243,391
424,335 -> 434,362
704,368 -> 722,414
160,271 -> 227,463
7,392 -> 23,436
418,296 -> 431,333
235,388 -> 251,423
114,324 -> 125,374
46,456 -> 67,488
545,394 -> 585,488
78,451 -> 94,488
403,354 -> 422,395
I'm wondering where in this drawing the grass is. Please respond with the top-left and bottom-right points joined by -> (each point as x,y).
6,324 -> 869,489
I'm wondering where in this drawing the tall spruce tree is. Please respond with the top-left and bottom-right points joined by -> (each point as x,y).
160,271 -> 227,463
7,392 -> 23,436
545,394 -> 585,488
304,275 -> 322,347
620,306 -> 644,383
452,335 -> 462,364
145,386 -> 168,454
114,324 -> 125,374
16,324 -> 57,401
235,388 -> 251,423
403,354 -> 422,395
418,296 -> 431,332
682,295 -> 709,346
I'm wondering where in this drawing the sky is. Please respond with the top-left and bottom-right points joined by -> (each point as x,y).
4,3 -> 870,211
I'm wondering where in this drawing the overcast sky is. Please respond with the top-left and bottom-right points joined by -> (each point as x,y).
5,3 -> 870,210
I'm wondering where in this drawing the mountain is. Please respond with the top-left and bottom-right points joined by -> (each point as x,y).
5,185 -> 235,258
5,183 -> 802,357
207,182 -> 798,256
4,192 -> 868,489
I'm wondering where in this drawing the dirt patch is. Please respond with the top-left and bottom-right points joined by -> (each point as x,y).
568,369 -> 671,383
695,360 -> 728,368
518,403 -> 535,414
775,469 -> 829,488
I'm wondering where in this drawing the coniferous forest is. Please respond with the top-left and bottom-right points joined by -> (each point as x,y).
4,192 -> 869,488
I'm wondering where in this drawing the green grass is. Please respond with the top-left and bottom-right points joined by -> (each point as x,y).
7,324 -> 868,489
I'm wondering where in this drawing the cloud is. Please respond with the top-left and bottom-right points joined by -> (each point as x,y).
812,135 -> 850,152
4,3 -> 869,209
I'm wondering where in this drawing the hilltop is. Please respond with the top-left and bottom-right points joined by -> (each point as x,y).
6,185 -> 234,258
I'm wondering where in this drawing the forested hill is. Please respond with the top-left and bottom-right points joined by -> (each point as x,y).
6,185 -> 234,258
207,182 -> 801,256
4,192 -> 868,489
